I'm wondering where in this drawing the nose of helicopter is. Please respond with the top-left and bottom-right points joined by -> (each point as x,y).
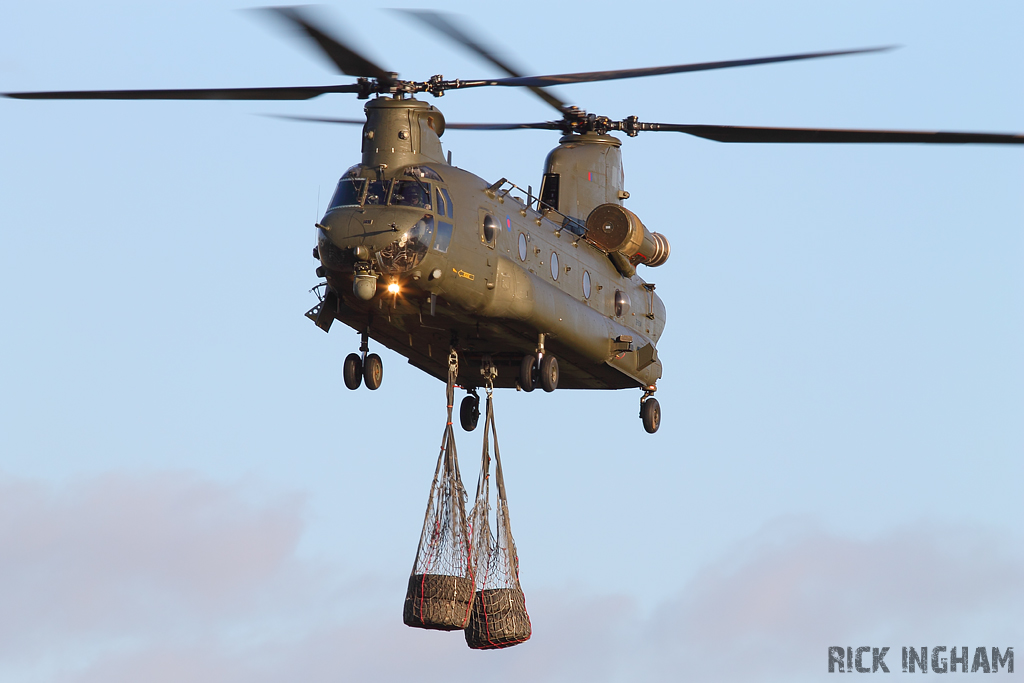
317,207 -> 435,272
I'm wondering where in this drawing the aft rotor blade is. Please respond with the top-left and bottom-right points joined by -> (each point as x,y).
263,6 -> 394,85
4,84 -> 361,100
395,9 -> 567,112
267,113 -> 560,130
470,47 -> 893,88
643,123 -> 1024,145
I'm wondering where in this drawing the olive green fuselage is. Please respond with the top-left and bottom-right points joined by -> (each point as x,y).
313,97 -> 666,390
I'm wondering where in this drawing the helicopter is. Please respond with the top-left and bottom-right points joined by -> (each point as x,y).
7,7 -> 1022,435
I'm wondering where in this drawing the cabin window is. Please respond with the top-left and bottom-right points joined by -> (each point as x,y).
539,173 -> 560,212
440,188 -> 453,218
582,270 -> 591,299
390,180 -> 431,209
550,252 -> 559,280
327,178 -> 365,209
482,214 -> 498,247
434,221 -> 454,253
614,290 -> 630,317
518,233 -> 528,261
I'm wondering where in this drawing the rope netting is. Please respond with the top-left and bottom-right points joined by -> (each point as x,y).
464,388 -> 532,649
404,351 -> 475,631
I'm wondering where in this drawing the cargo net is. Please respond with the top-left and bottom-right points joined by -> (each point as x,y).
404,351 -> 475,631
465,389 -> 532,649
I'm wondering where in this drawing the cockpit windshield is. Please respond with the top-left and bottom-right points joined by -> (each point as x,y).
364,180 -> 390,206
327,178 -> 366,209
325,165 -> 441,211
390,180 -> 432,209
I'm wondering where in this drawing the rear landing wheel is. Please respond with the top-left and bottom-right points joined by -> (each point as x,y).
641,398 -> 661,434
363,353 -> 383,390
519,354 -> 537,392
343,353 -> 362,390
460,394 -> 480,431
539,354 -> 559,392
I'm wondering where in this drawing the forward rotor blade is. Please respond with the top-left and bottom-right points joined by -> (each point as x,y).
4,84 -> 361,100
395,9 -> 567,112
263,6 -> 393,84
267,113 -> 560,130
644,123 -> 1024,145
446,121 -> 560,131
472,46 -> 893,88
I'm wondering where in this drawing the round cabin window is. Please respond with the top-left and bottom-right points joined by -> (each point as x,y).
614,290 -> 630,317
550,252 -> 559,280
518,232 -> 528,261
582,270 -> 591,299
482,214 -> 498,244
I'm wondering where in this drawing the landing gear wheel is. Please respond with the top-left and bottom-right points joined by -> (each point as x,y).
539,354 -> 559,392
519,354 -> 537,392
343,353 -> 362,390
641,397 -> 661,434
363,353 -> 383,390
460,395 -> 480,431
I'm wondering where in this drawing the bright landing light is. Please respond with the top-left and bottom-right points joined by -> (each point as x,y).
387,282 -> 400,294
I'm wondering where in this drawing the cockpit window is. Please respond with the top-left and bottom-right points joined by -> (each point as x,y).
404,165 -> 442,181
376,215 -> 434,273
435,188 -> 447,217
364,180 -> 390,206
390,180 -> 432,209
440,188 -> 453,218
328,178 -> 366,209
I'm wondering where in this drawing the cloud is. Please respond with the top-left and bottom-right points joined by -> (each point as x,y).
0,472 -> 308,663
0,474 -> 1019,683
638,520 -> 1024,680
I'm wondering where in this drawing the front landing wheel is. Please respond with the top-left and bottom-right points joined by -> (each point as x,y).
363,353 -> 383,390
343,353 -> 362,390
641,398 -> 661,434
539,354 -> 559,392
519,354 -> 537,392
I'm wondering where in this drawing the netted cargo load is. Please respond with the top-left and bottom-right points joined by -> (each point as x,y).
404,351 -> 475,631
465,390 -> 532,649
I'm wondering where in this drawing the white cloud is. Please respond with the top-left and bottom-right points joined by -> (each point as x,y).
1,473 -> 1019,683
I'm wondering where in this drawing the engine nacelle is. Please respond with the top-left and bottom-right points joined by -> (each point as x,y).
584,204 -> 670,267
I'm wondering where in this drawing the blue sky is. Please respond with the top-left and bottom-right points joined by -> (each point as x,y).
1,1 -> 1021,681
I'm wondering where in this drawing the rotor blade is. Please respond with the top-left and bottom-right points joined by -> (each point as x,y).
266,113 -> 561,130
395,9 -> 567,112
446,121 -> 561,131
468,46 -> 893,88
263,6 -> 393,84
642,123 -> 1024,145
4,84 -> 361,100
5,84 -> 361,101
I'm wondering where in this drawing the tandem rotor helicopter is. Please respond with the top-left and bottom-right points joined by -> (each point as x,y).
8,7 -> 1022,434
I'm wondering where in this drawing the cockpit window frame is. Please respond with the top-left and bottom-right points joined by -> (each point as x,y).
327,177 -> 367,211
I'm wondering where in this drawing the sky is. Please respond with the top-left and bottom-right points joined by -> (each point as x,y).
0,1 -> 1021,681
